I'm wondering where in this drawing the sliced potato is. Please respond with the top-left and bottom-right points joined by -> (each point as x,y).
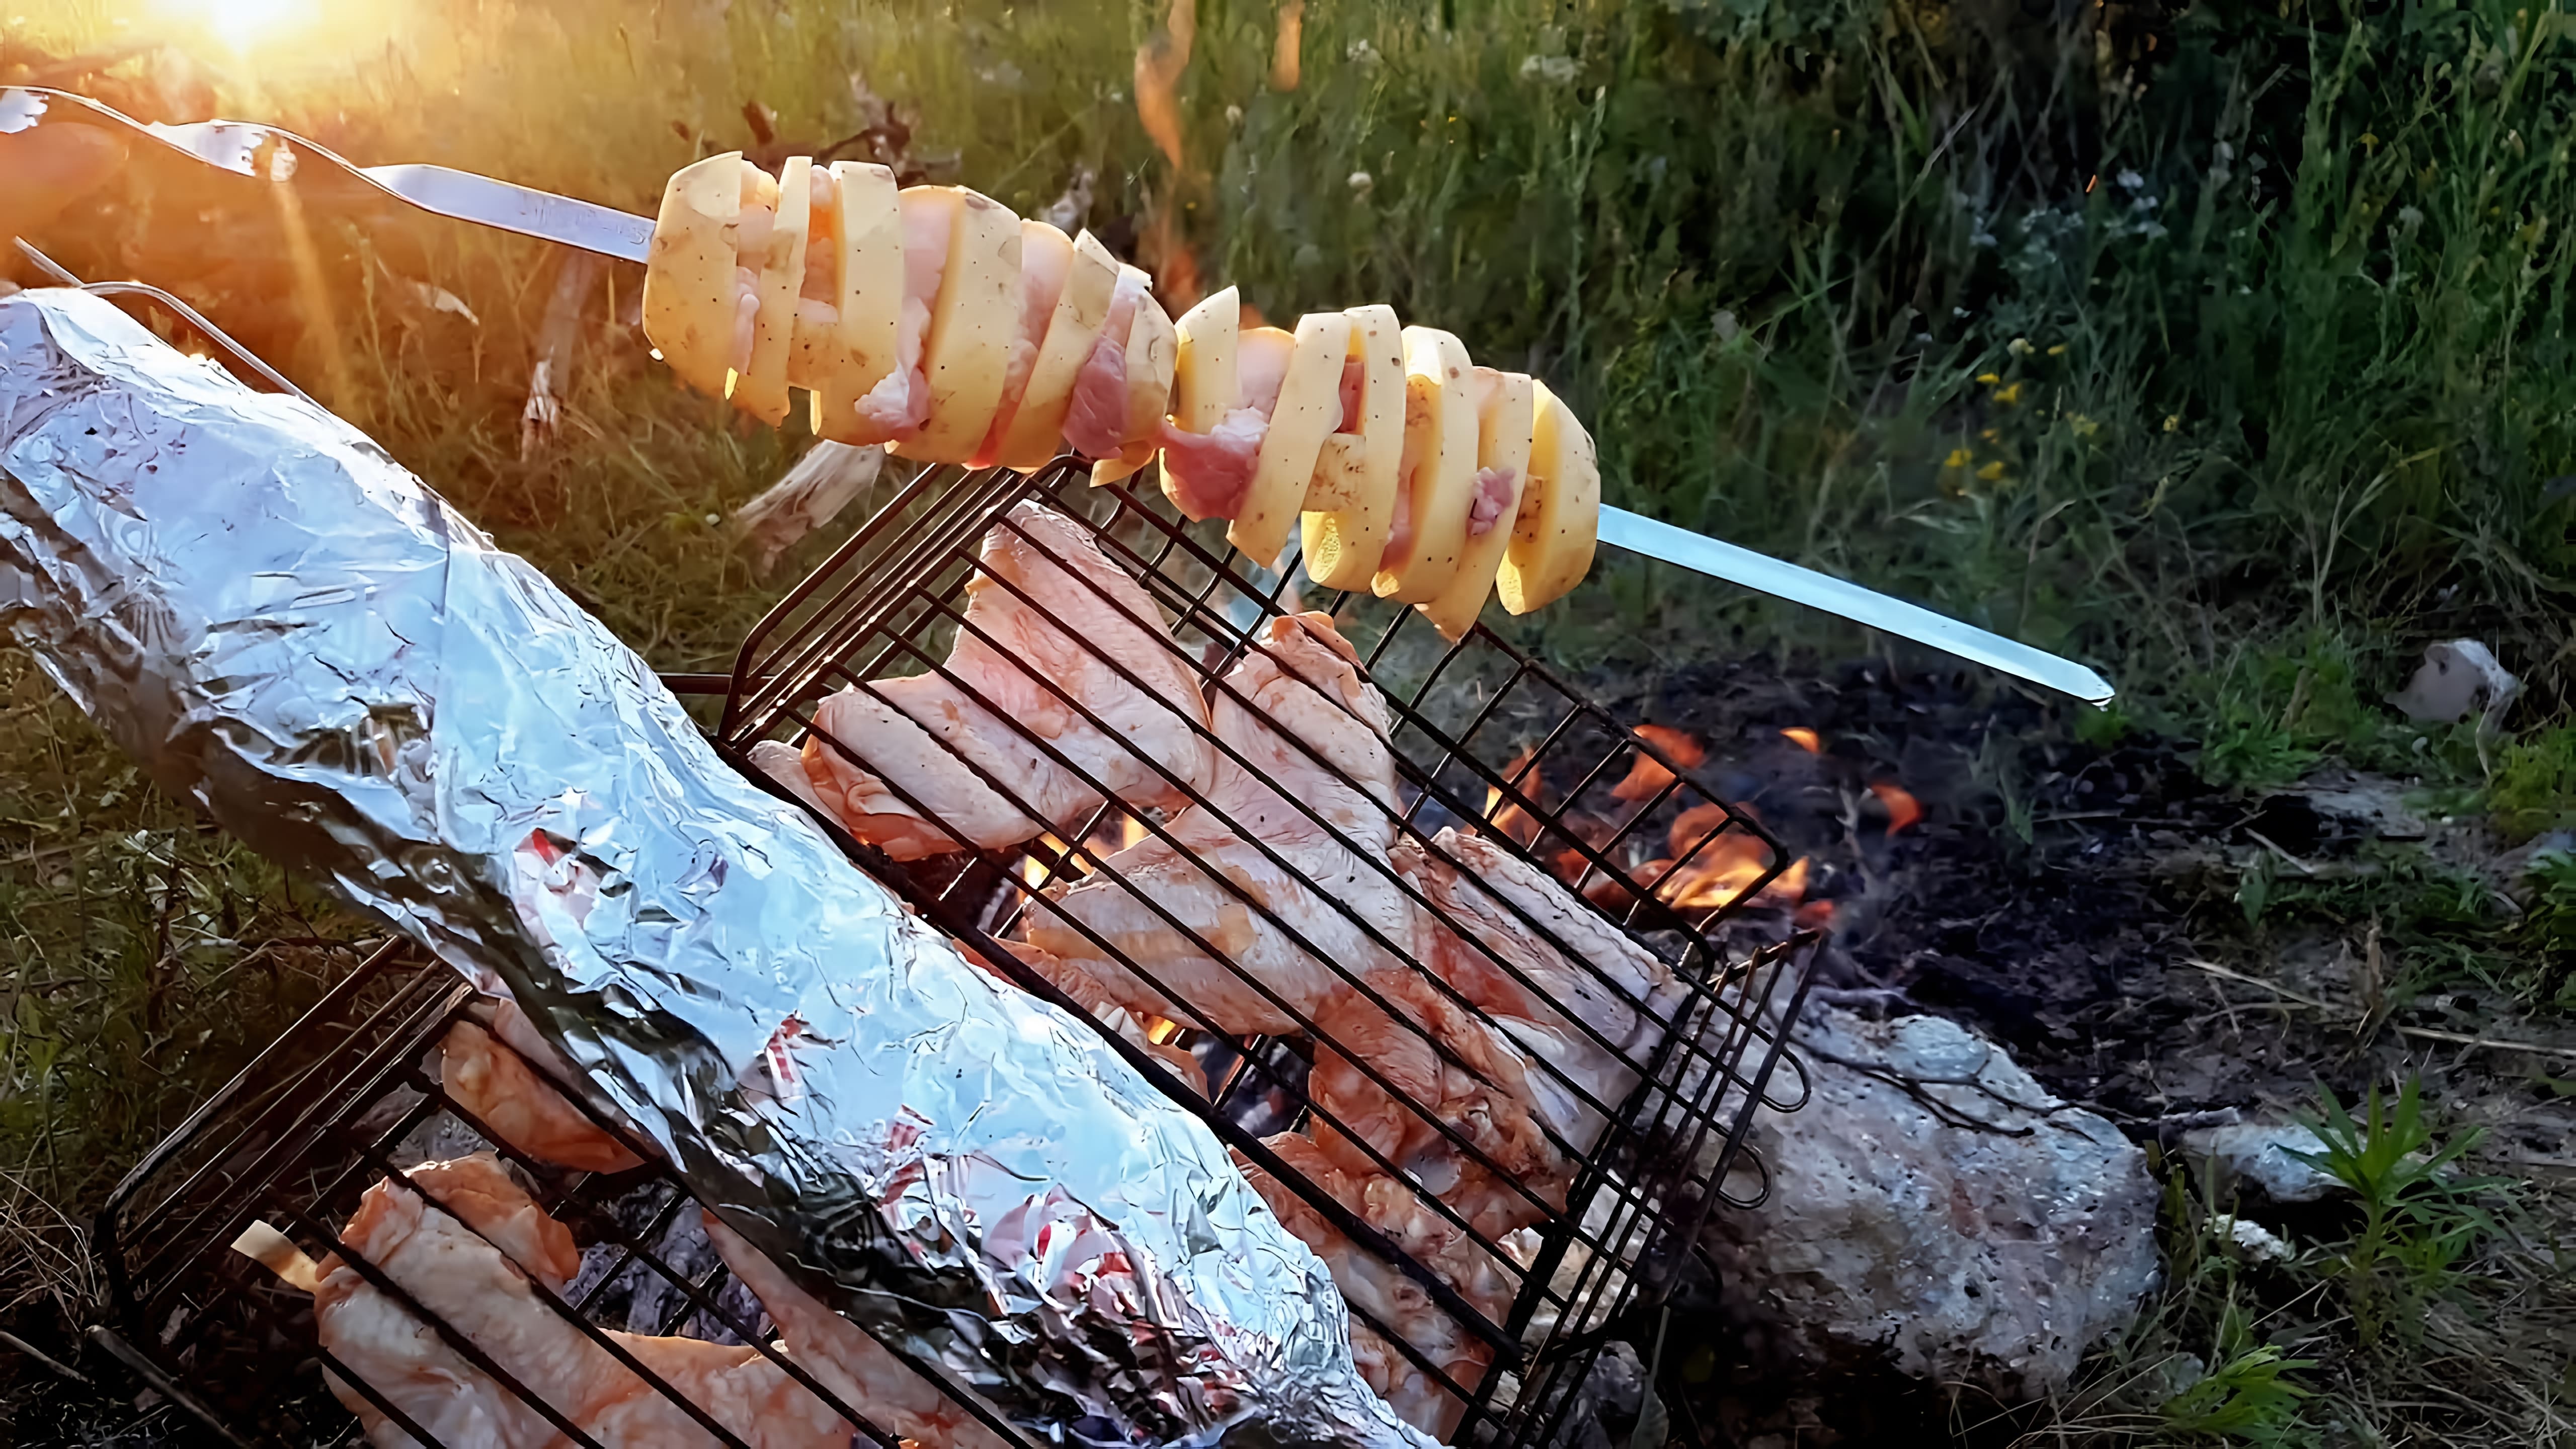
889,186 -> 1023,463
1229,309 -> 1352,568
1417,370 -> 1536,640
1093,271 -> 1180,486
1372,326 -> 1479,603
996,227 -> 1120,469
1301,302 -> 1403,590
733,155 -> 811,426
1170,285 -> 1240,433
809,161 -> 904,444
1497,379 -> 1600,614
641,151 -> 749,401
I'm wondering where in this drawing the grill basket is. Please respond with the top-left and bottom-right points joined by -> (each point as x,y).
91,458 -> 1819,1448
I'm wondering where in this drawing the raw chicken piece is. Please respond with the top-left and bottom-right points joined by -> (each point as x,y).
591,1334 -> 859,1447
1398,829 -> 1692,1159
1308,967 -> 1568,1240
800,686 -> 1043,858
314,1154 -> 852,1448
1062,269 -> 1148,459
439,1015 -> 641,1174
1025,612 -> 1407,1035
967,939 -> 1209,1096
801,502 -> 1214,857
703,1213 -> 1013,1449
1236,1133 -> 1507,1439
1157,325 -> 1307,521
746,738 -> 835,817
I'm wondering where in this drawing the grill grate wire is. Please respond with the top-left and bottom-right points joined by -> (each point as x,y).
93,456 -> 1818,1448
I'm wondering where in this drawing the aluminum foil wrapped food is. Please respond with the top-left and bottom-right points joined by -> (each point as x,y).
0,289 -> 1433,1448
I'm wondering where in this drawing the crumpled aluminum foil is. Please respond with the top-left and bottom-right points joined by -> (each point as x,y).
0,289 -> 1431,1449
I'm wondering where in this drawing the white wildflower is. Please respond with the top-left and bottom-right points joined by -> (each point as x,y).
2116,168 -> 2145,191
1225,104 -> 1244,126
1518,54 -> 1577,84
1347,170 -> 1375,197
1346,38 -> 1381,65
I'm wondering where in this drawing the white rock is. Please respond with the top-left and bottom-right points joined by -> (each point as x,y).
2386,638 -> 2518,724
2180,1121 -> 2342,1202
2225,1217 -> 2295,1264
1701,1008 -> 2159,1401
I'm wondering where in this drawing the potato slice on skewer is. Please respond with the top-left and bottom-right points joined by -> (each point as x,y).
1372,327 -> 1479,603
642,151 -> 755,402
1497,379 -> 1600,613
732,154 -> 811,426
990,227 -> 1121,469
1227,309 -> 1353,568
889,186 -> 1024,463
1170,285 -> 1240,433
1302,303 -> 1404,591
807,161 -> 905,444
1416,369 -> 1536,640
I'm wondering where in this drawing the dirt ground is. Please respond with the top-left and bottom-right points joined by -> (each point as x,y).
1577,654 -> 2576,1445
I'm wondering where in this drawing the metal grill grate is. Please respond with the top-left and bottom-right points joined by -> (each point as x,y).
89,457 -> 1819,1448
710,458 -> 1821,1441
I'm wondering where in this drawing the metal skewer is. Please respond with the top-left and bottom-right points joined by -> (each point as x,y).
3,84 -> 2115,704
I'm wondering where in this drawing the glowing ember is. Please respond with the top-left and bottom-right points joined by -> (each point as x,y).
1870,780 -> 1923,836
1144,1015 -> 1184,1045
1780,727 -> 1822,753
1610,723 -> 1707,802
1485,746 -> 1547,846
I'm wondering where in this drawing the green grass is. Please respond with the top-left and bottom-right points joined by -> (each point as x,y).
2040,1080 -> 2558,1448
4,0 -> 2575,1433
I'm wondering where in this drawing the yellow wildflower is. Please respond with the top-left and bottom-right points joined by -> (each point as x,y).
1944,447 -> 1974,469
1976,460 -> 2008,482
1992,381 -> 2025,406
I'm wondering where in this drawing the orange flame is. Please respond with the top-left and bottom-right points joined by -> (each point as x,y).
1134,0 -> 1196,174
1780,727 -> 1821,753
1485,747 -> 1547,846
1870,780 -> 1922,836
1611,724 -> 1707,802
1022,833 -> 1073,887
1269,0 -> 1305,91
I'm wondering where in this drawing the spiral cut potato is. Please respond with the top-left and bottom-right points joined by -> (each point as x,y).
642,153 -> 1602,637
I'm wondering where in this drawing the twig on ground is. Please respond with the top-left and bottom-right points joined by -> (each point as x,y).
2181,958 -> 2576,1062
520,252 -> 604,459
731,442 -> 887,575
